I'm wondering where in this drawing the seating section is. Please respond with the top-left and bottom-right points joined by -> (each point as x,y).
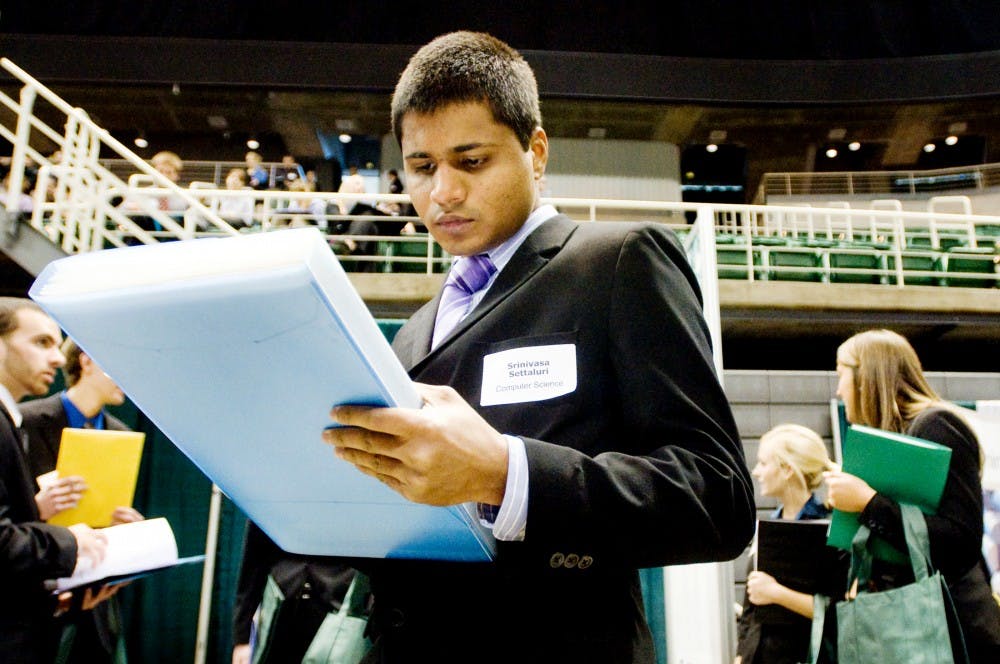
714,232 -> 998,287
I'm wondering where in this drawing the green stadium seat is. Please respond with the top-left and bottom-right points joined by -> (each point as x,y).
828,240 -> 889,284
378,237 -> 447,273
763,240 -> 823,282
940,247 -> 998,288
716,243 -> 761,280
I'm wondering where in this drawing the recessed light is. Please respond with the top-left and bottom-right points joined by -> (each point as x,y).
923,143 -> 936,153
825,148 -> 838,158
848,141 -> 861,151
945,135 -> 959,146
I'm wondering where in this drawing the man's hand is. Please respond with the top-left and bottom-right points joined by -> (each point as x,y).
110,506 -> 144,525
823,470 -> 876,513
323,382 -> 509,507
35,475 -> 86,520
67,523 -> 108,572
80,584 -> 121,610
232,643 -> 251,664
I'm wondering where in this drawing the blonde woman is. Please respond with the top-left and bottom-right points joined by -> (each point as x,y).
824,328 -> 1000,663
736,424 -> 840,664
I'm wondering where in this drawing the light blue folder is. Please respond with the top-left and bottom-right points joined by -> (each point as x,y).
30,227 -> 495,562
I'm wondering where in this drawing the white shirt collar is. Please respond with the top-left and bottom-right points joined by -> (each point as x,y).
0,384 -> 23,428
485,204 -> 559,274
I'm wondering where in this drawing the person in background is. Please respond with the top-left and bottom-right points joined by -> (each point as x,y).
274,154 -> 306,190
120,150 -> 188,241
824,328 -> 1000,663
336,164 -> 366,214
0,297 -> 112,664
322,31 -> 754,663
735,423 -> 841,664
216,167 -> 256,230
245,151 -> 269,190
20,338 -> 143,664
231,521 -> 362,664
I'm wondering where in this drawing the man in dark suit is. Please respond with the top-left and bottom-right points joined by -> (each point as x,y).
21,338 -> 143,663
0,297 -> 110,664
323,32 -> 756,663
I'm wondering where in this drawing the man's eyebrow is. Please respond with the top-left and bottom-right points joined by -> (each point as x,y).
403,143 -> 491,160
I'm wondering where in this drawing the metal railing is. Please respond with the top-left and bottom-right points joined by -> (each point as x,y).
2,56 -> 997,290
756,162 -> 1000,202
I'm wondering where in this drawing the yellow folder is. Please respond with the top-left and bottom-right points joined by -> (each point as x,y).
48,428 -> 145,527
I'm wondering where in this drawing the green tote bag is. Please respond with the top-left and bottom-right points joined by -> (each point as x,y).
836,503 -> 968,664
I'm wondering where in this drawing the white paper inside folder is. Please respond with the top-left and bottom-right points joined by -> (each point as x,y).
29,227 -> 496,562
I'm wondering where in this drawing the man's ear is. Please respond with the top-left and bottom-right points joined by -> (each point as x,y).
78,352 -> 95,374
530,127 -> 549,180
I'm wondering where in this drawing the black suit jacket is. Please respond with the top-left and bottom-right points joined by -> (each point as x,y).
0,404 -> 77,663
361,216 -> 755,663
19,393 -> 131,661
20,392 -> 129,481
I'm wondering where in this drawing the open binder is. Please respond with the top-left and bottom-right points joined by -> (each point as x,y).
30,227 -> 495,562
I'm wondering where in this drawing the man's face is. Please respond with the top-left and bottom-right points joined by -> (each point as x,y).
0,309 -> 65,400
401,101 -> 548,257
81,354 -> 126,407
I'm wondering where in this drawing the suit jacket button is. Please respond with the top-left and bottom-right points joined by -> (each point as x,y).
563,553 -> 579,568
549,553 -> 565,568
578,555 -> 593,570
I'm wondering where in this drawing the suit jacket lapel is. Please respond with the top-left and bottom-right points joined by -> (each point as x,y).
406,215 -> 578,370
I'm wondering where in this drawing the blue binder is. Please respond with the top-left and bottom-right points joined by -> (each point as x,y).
29,227 -> 495,562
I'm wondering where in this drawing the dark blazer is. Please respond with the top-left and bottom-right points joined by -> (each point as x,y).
20,393 -> 130,480
361,216 -> 755,663
19,393 -> 130,663
861,407 -> 1000,663
0,404 -> 78,664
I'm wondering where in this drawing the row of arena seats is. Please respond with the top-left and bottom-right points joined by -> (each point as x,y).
713,233 -> 998,287
364,230 -> 998,288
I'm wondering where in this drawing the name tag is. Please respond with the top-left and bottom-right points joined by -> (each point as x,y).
480,344 -> 577,406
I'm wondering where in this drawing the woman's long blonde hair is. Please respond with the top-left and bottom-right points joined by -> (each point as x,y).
837,329 -> 983,469
837,329 -> 942,433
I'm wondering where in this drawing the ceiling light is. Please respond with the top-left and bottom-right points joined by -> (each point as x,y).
246,137 -> 260,150
171,83 -> 181,96
338,133 -> 352,144
825,148 -> 838,158
827,128 -> 847,141
708,130 -> 727,143
848,141 -> 861,151
923,143 -> 936,153
133,133 -> 148,149
207,115 -> 228,129
945,135 -> 959,146
587,127 -> 607,139
947,121 -> 967,134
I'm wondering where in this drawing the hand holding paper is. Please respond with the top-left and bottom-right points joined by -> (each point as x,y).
55,517 -> 178,592
35,472 -> 86,520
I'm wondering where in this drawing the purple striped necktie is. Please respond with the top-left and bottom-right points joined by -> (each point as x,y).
432,254 -> 496,349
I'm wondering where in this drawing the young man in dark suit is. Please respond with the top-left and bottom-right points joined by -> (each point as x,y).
0,297 -> 110,664
323,31 -> 755,663
20,338 -> 143,663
